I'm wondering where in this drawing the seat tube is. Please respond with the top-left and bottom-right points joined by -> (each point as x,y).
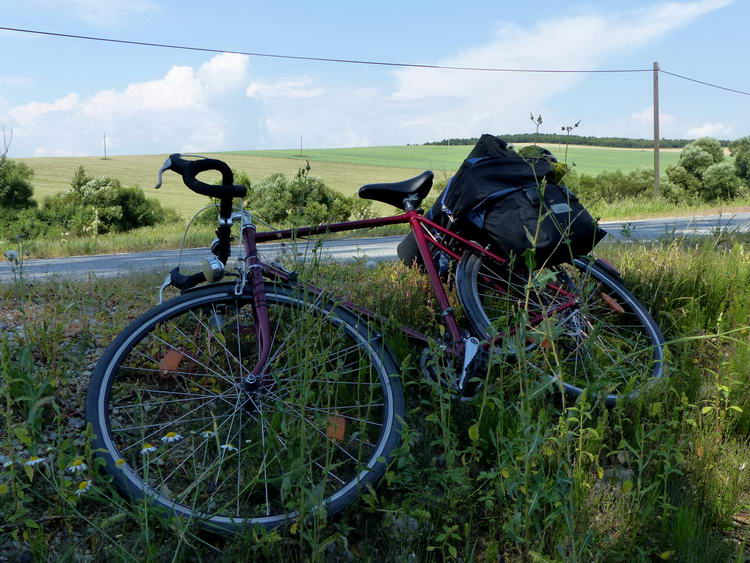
409,213 -> 462,343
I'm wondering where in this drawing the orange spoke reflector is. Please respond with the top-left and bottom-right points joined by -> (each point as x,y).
600,293 -> 625,313
326,416 -> 346,442
159,350 -> 185,376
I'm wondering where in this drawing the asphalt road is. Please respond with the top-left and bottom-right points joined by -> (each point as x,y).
2,211 -> 749,281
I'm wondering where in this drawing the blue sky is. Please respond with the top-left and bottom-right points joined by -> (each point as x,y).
0,0 -> 747,157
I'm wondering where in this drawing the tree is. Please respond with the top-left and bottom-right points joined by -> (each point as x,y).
0,159 -> 36,210
0,126 -> 36,211
701,161 -> 741,200
665,137 -> 740,202
689,137 -> 724,165
730,136 -> 750,185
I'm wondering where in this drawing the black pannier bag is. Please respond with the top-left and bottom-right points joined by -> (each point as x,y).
398,134 -> 606,269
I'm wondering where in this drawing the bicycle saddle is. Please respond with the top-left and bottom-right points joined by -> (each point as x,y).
358,171 -> 434,210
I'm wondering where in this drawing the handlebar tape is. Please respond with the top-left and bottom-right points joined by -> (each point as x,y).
167,154 -> 247,199
169,267 -> 206,291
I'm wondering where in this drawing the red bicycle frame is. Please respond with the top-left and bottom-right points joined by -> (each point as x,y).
241,208 -> 579,381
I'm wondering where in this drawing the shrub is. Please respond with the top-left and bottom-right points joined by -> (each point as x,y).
665,137 -> 741,203
690,136 -> 725,165
565,168 -> 653,204
678,145 -> 716,178
730,136 -> 750,185
701,161 -> 742,201
247,167 -> 357,226
3,167 -> 177,240
0,158 -> 36,211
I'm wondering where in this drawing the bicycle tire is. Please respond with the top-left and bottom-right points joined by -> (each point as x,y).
456,252 -> 665,405
85,283 -> 403,534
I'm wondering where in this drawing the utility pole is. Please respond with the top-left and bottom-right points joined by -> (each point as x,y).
299,135 -> 303,157
103,133 -> 108,160
653,61 -> 660,196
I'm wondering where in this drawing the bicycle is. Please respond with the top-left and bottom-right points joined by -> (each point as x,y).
85,154 -> 665,535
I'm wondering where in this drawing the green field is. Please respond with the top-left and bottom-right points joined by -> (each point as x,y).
18,145 -> 680,216
226,144 -> 681,176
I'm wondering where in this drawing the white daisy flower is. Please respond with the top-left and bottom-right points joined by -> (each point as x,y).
75,480 -> 92,496
140,443 -> 157,455
219,444 -> 237,453
24,456 -> 46,466
200,431 -> 216,439
160,432 -> 183,444
66,458 -> 87,473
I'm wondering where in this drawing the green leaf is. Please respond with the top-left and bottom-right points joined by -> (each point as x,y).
621,479 -> 633,495
13,426 -> 31,446
448,545 -> 458,558
729,405 -> 743,413
468,423 -> 480,442
23,519 -> 40,529
701,406 -> 714,415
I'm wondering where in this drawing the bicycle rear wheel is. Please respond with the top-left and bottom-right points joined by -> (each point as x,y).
86,283 -> 403,534
456,253 -> 665,405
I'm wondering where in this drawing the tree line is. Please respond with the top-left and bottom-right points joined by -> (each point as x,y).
425,133 -> 731,149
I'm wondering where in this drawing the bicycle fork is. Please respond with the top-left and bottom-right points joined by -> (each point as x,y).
235,211 -> 273,392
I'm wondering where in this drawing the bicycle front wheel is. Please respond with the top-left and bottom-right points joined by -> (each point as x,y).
86,283 -> 403,534
456,253 -> 665,405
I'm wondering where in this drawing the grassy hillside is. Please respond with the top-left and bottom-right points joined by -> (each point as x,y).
226,144 -> 681,176
17,145 -> 680,216
16,153 -> 424,216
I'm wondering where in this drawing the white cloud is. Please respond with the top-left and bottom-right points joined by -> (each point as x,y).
247,76 -> 324,99
686,122 -> 733,138
9,93 -> 80,125
631,106 -> 676,126
2,53 -> 249,156
250,0 -> 732,148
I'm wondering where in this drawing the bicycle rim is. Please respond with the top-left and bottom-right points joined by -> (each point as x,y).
456,253 -> 665,405
86,284 -> 403,532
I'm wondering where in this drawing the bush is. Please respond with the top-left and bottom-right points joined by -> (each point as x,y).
665,137 -> 741,202
701,161 -> 742,200
678,145 -> 716,177
730,136 -> 750,185
565,168 -> 653,204
248,167 -> 361,226
1,167 -> 177,240
690,137 -> 725,165
0,158 -> 36,211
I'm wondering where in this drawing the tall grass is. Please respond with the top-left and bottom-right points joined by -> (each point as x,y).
1,236 -> 749,560
590,194 -> 750,222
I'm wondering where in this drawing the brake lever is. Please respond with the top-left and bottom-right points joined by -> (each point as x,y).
154,155 -> 174,189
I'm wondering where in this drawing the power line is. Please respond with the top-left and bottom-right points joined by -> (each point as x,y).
0,26 -> 650,74
659,68 -> 750,97
3,26 -> 749,97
